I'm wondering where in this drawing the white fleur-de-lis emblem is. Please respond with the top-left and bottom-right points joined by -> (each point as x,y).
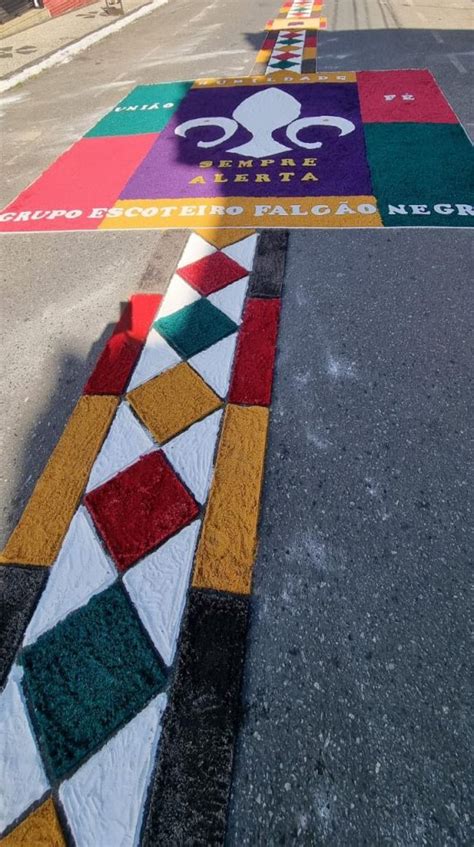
175,88 -> 355,158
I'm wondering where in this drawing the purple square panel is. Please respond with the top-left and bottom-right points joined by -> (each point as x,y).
120,83 -> 372,199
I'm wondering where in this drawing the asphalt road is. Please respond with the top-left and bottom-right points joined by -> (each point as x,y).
227,230 -> 473,846
1,0 -> 473,843
227,1 -> 474,844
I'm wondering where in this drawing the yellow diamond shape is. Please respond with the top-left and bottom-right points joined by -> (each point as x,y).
127,362 -> 222,444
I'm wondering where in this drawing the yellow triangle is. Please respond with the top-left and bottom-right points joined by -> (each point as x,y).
193,228 -> 256,249
1,798 -> 66,846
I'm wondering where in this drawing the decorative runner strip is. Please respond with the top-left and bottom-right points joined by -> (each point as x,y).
279,0 -> 322,19
265,16 -> 327,31
1,69 -> 472,233
0,226 -> 287,845
264,29 -> 314,74
267,0 -> 325,25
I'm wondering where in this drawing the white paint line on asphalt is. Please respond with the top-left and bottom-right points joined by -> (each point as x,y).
0,91 -> 29,106
431,30 -> 444,44
0,0 -> 169,94
189,0 -> 219,25
139,48 -> 243,67
448,53 -> 467,74
135,21 -> 221,63
92,79 -> 137,99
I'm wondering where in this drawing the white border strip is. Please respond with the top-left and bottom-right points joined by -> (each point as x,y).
0,0 -> 168,94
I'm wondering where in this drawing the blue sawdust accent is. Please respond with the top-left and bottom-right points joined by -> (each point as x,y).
20,582 -> 166,781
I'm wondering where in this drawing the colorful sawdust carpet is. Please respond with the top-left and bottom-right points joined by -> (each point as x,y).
1,228 -> 286,845
1,69 -> 472,232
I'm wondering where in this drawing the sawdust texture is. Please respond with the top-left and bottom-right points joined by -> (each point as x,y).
192,404 -> 269,594
0,396 -> 118,567
127,363 -> 221,444
193,229 -> 256,249
1,798 -> 65,846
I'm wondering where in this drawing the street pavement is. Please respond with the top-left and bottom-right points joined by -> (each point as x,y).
227,230 -> 473,845
227,1 -> 474,843
1,0 -> 473,843
0,0 -> 157,80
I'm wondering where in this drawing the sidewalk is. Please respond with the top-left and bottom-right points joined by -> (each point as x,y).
0,0 -> 155,79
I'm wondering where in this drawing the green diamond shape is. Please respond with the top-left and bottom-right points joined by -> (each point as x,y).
154,298 -> 237,358
270,59 -> 300,70
277,38 -> 303,46
20,584 -> 166,781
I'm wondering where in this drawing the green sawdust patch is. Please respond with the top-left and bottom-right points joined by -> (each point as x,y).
364,122 -> 474,226
20,583 -> 166,781
86,81 -> 192,138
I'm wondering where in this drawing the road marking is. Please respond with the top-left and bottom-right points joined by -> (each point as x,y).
448,53 -> 467,74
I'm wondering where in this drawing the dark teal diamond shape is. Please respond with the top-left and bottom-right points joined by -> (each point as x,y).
20,583 -> 166,781
154,298 -> 237,358
270,59 -> 299,70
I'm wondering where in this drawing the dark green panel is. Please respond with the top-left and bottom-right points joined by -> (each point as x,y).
86,81 -> 193,138
364,122 -> 474,226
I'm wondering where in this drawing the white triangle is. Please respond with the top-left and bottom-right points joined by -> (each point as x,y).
23,508 -> 116,646
177,232 -> 216,268
156,274 -> 201,319
208,276 -> 248,324
60,693 -> 167,847
127,328 -> 180,391
189,334 -> 237,399
124,521 -> 201,666
0,666 -> 49,832
222,233 -> 258,271
163,410 -> 222,504
86,403 -> 156,491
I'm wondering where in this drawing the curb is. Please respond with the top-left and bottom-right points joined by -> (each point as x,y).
0,0 -> 168,93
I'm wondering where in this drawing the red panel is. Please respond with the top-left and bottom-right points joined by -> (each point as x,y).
229,298 -> 281,407
84,294 -> 162,396
0,134 -> 158,233
306,35 -> 317,47
85,451 -> 199,572
357,69 -> 458,123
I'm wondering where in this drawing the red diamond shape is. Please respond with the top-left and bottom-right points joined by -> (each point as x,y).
273,51 -> 300,59
178,251 -> 247,295
85,451 -> 199,572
